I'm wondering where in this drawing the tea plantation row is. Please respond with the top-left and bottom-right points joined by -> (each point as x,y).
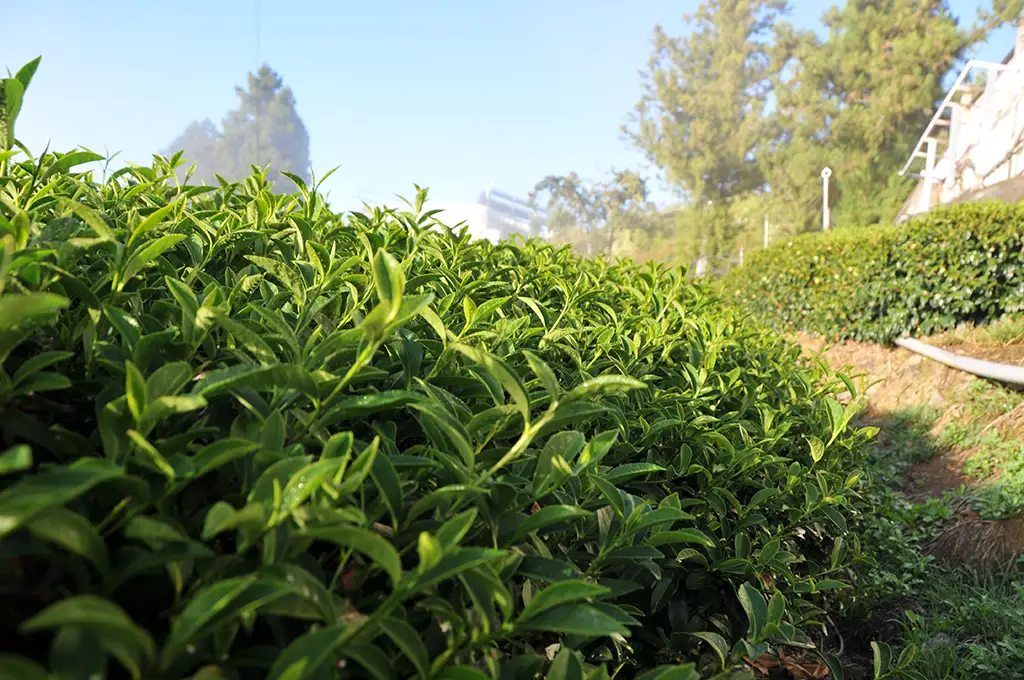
1,61 -> 873,679
724,202 -> 1024,343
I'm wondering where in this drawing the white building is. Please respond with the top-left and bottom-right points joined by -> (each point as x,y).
898,23 -> 1024,219
356,187 -> 544,244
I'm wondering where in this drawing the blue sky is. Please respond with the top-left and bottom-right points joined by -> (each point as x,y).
5,1 -> 1017,210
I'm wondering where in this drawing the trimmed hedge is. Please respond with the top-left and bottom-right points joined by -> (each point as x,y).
723,202 -> 1024,343
1,61 -> 874,680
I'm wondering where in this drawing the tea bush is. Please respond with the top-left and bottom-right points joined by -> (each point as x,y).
0,59 -> 873,679
723,202 -> 1024,343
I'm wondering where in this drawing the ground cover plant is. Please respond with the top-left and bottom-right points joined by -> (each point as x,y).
723,202 -> 1024,343
844,405 -> 1024,680
0,59 -> 879,679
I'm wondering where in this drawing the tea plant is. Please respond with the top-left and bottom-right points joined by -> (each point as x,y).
0,58 -> 875,679
724,202 -> 1024,343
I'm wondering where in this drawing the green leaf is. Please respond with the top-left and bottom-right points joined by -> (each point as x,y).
452,343 -> 531,424
0,292 -> 68,330
379,616 -> 430,678
406,547 -> 506,591
602,463 -> 665,484
418,305 -> 449,344
344,643 -> 393,680
191,438 -> 261,477
194,363 -> 317,398
127,429 -> 175,479
0,653 -> 48,680
690,631 -> 729,669
202,501 -> 243,540
334,437 -> 380,497
127,200 -> 178,248
545,647 -> 585,680
301,524 -> 402,587
408,401 -> 474,469
62,199 -> 115,240
562,375 -> 645,403
125,361 -> 148,423
276,458 -> 344,519
267,623 -> 347,680
0,444 -> 32,475
872,640 -> 893,678
820,506 -> 849,533
0,458 -> 123,538
767,591 -> 786,627
145,361 -> 194,399
518,580 -> 611,622
372,249 -> 405,318
320,390 -> 421,426
11,371 -> 71,395
807,436 -> 825,464
819,652 -> 846,680
646,529 -> 715,548
417,531 -> 443,572
12,350 -> 73,384
15,56 -> 42,90
630,507 -> 695,533
370,453 -> 404,525
436,507 -> 479,548
814,579 -> 850,591
516,602 -> 629,637
21,595 -> 155,666
206,310 -> 278,365
246,255 -> 308,307
591,475 -> 624,517
160,576 -> 285,669
439,667 -> 490,680
738,582 -> 768,641
513,505 -> 591,541
27,506 -> 108,571
523,349 -> 561,398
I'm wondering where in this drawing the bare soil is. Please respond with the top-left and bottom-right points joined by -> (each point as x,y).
792,333 -> 1024,569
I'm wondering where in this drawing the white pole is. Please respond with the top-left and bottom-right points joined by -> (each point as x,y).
821,167 -> 832,231
738,246 -> 744,266
763,215 -> 769,248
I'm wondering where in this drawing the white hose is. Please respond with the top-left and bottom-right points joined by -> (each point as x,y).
893,337 -> 1024,386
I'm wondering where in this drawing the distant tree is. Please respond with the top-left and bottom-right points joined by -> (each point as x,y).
164,119 -> 222,185
530,170 -> 656,257
626,0 -> 1020,240
766,0 -> 984,227
163,64 -> 310,188
624,0 -> 790,203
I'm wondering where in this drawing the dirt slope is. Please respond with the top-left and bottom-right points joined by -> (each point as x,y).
794,333 -> 1024,569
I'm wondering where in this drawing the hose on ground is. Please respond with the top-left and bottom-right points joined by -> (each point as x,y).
893,337 -> 1024,386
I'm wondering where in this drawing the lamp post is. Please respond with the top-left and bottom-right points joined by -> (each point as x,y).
821,167 -> 832,231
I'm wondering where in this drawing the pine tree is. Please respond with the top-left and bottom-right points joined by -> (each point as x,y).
164,64 -> 311,188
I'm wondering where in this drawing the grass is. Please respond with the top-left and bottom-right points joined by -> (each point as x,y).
895,569 -> 1024,680
931,313 -> 1024,347
842,397 -> 1024,679
961,378 -> 1024,419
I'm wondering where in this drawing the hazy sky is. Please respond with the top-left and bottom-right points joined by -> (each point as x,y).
5,1 -> 1017,210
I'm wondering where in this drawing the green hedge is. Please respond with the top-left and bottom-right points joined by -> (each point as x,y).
0,62 -> 874,680
723,202 -> 1024,342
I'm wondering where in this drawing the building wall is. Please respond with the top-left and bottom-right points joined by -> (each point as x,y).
942,56 -> 1024,204
899,29 -> 1024,221
430,202 -> 533,244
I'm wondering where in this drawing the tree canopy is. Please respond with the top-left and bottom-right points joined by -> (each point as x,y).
531,170 -> 657,257
164,64 -> 311,188
542,0 -> 1022,265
